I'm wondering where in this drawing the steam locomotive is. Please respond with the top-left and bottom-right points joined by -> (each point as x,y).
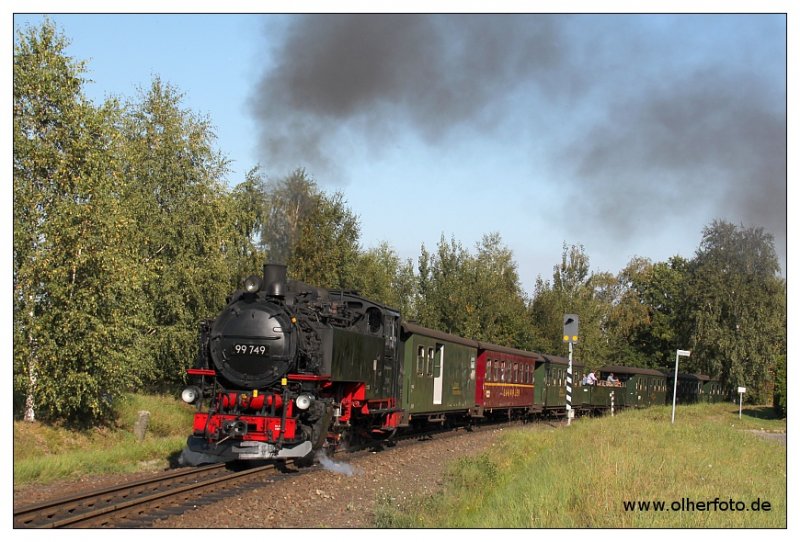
180,263 -> 725,466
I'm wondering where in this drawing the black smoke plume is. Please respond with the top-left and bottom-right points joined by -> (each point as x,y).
250,15 -> 786,268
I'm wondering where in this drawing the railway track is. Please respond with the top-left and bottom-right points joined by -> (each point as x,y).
14,418 -> 548,528
13,462 -> 280,528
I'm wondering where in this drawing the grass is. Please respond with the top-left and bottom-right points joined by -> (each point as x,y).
375,403 -> 786,528
14,393 -> 195,486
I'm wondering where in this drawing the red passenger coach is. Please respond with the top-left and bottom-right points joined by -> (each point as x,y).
474,342 -> 542,419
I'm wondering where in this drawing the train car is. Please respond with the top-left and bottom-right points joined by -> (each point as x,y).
533,354 -> 587,415
588,379 -> 624,410
702,377 -> 727,402
473,341 -> 540,419
600,366 -> 667,408
399,322 -> 477,428
667,372 -> 704,404
663,371 -> 727,404
180,261 -> 733,467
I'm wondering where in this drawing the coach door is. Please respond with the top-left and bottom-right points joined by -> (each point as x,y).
433,343 -> 444,405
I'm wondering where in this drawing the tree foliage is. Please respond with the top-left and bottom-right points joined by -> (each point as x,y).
607,256 -> 690,368
261,169 -> 361,288
118,77 -> 245,388
13,21 -> 265,422
684,221 -> 785,402
526,228 -> 785,402
352,242 -> 417,316
412,233 -> 532,349
14,20 -> 141,422
528,243 -> 612,365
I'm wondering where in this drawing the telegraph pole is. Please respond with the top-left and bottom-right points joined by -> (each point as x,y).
563,314 -> 579,426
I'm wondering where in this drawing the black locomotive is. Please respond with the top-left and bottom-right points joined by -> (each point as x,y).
181,264 -> 402,465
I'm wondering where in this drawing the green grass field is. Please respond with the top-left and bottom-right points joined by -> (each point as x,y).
375,403 -> 786,528
14,394 -> 195,486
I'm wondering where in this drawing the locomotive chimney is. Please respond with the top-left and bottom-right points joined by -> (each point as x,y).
263,263 -> 288,297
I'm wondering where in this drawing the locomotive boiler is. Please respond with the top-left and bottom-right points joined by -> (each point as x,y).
180,264 -> 402,466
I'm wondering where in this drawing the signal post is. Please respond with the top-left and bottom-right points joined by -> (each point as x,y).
563,314 -> 579,426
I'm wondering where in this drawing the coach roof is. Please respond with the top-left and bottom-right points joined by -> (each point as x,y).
600,365 -> 666,377
400,321 -> 479,348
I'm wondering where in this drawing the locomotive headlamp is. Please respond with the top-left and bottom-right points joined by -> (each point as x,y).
244,275 -> 262,293
295,394 -> 313,410
181,386 -> 201,404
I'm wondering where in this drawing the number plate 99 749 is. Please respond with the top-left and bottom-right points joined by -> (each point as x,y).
233,344 -> 267,355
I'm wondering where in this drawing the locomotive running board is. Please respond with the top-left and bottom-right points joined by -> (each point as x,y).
233,440 -> 313,460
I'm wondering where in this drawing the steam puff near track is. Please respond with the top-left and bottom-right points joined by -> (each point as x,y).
316,452 -> 359,477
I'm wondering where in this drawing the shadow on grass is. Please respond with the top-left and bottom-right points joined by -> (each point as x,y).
741,406 -> 783,421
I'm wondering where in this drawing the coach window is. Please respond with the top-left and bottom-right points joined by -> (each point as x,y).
433,348 -> 442,378
417,346 -> 425,375
486,360 -> 493,382
427,347 -> 434,376
513,363 -> 519,383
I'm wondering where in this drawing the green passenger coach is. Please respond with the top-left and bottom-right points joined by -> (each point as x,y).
399,322 -> 478,425
600,366 -> 667,408
533,354 -> 586,415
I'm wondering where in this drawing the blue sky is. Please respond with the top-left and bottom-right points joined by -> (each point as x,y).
11,11 -> 789,295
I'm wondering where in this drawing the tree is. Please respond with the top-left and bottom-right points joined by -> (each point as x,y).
260,168 -> 318,264
685,220 -> 785,402
228,166 -> 268,280
353,242 -> 416,316
412,233 -> 532,348
608,256 -> 690,368
414,235 -> 475,336
529,243 -> 612,364
14,19 -> 142,422
262,169 -> 362,289
469,233 -> 533,347
290,189 -> 361,289
119,77 -> 235,387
